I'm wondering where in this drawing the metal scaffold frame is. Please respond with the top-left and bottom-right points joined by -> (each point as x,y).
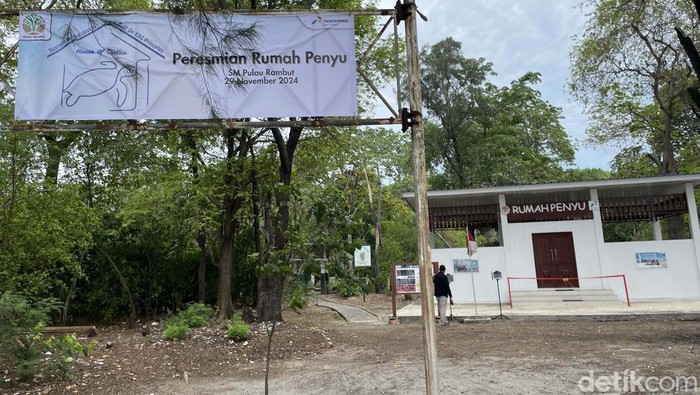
0,2 -> 442,392
0,6 -> 404,132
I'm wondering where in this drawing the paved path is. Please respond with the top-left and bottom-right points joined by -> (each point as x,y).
314,297 -> 385,324
397,300 -> 700,323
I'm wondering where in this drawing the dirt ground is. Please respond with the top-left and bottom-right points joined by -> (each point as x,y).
2,294 -> 700,394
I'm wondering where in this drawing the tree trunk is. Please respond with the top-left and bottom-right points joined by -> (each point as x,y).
256,273 -> 284,322
364,166 -> 383,293
216,214 -> 235,319
249,152 -> 263,308
42,132 -> 78,185
216,129 -> 250,320
197,232 -> 207,303
1,135 -> 19,253
185,131 -> 208,304
256,125 -> 302,322
61,250 -> 85,325
660,94 -> 684,239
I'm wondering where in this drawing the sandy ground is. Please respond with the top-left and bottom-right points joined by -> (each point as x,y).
156,296 -> 700,395
2,294 -> 699,394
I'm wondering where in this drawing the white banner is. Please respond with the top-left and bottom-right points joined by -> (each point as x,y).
15,12 -> 357,120
354,245 -> 371,267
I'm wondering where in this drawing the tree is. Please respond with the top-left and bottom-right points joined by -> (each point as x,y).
255,126 -> 302,322
250,0 -> 389,321
569,0 -> 700,177
289,126 -> 411,294
675,0 -> 700,114
420,38 -> 574,189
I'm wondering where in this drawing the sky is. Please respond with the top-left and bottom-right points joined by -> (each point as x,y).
376,0 -> 614,170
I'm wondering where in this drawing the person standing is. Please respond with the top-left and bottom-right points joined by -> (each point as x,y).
433,264 -> 453,326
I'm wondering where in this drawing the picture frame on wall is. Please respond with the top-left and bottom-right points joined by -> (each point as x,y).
453,258 -> 479,273
635,252 -> 667,269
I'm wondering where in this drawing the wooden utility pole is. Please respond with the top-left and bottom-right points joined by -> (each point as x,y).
404,0 -> 440,393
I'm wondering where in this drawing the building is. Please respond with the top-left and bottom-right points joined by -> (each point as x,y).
402,175 -> 700,304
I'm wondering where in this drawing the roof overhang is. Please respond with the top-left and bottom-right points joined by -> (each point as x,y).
402,175 -> 700,228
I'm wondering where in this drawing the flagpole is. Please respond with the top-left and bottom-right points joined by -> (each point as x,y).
467,227 -> 478,318
470,264 -> 478,319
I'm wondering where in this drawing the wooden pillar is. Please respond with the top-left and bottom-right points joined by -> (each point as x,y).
404,1 -> 440,393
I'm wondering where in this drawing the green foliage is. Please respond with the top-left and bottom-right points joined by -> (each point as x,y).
569,0 -> 700,176
0,293 -> 61,340
162,320 -> 190,341
284,277 -> 314,311
419,38 -> 574,189
12,325 -> 44,381
162,302 -> 214,340
0,184 -> 98,299
179,302 -> 214,328
43,334 -> 98,380
331,277 -> 363,298
227,315 -> 250,342
560,168 -> 612,182
0,293 -> 94,381
0,292 -> 57,380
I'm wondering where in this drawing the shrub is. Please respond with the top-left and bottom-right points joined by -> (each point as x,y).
43,334 -> 98,380
0,293 -> 61,381
227,316 -> 250,342
331,277 -> 362,298
162,320 -> 189,341
179,303 -> 213,328
161,303 -> 214,341
284,278 -> 313,311
0,293 -> 96,382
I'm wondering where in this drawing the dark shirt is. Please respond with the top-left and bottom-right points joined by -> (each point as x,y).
433,271 -> 452,298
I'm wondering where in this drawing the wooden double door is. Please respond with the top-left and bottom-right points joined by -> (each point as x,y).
532,232 -> 579,288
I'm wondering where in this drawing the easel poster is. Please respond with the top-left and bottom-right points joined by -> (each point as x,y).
395,264 -> 420,293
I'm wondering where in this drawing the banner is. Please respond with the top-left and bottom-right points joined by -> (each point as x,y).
15,12 -> 357,120
354,245 -> 371,267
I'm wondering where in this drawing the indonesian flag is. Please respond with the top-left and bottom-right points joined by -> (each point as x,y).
467,228 -> 477,256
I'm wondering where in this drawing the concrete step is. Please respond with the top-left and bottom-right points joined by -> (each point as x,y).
511,288 -> 621,305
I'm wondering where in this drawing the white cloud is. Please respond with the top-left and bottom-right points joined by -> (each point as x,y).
377,0 -> 611,169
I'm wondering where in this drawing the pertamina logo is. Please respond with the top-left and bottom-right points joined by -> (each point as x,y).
310,15 -> 350,27
20,13 -> 51,41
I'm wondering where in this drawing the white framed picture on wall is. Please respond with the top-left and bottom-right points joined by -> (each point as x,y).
635,252 -> 667,269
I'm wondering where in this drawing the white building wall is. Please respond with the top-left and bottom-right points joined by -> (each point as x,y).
506,220 -> 604,291
430,223 -> 700,302
431,247 -> 506,303
605,240 -> 700,300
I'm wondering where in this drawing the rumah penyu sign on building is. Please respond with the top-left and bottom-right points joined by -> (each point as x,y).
504,201 -> 594,222
15,12 -> 357,121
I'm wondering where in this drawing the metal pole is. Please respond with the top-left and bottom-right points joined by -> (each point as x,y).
404,1 -> 440,393
470,268 -> 478,319
497,279 -> 503,316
